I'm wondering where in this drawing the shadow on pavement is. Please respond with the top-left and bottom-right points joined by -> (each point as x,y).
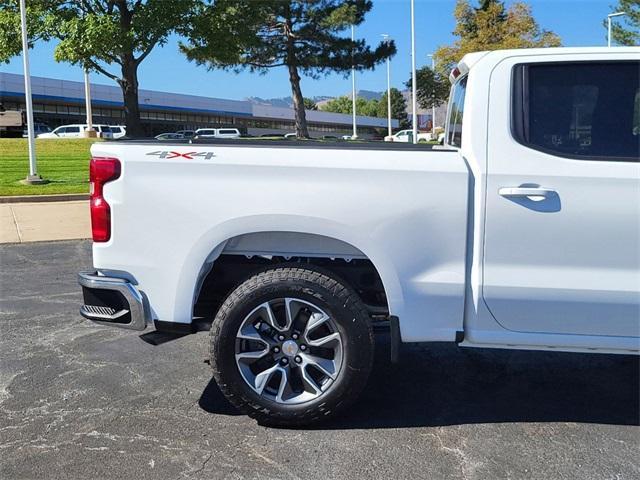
198,334 -> 640,429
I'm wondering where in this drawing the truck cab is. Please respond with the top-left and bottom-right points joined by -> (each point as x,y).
447,48 -> 639,352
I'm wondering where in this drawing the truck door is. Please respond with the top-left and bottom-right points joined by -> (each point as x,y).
483,57 -> 640,338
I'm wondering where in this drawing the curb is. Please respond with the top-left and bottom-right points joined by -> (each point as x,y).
0,193 -> 89,204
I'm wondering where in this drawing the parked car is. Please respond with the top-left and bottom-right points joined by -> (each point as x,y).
78,47 -> 640,427
194,128 -> 241,139
155,133 -> 185,140
22,123 -> 51,137
110,125 -> 126,139
38,124 -> 113,139
384,129 -> 431,142
175,130 -> 195,138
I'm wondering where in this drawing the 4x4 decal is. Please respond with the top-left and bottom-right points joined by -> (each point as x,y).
146,151 -> 215,160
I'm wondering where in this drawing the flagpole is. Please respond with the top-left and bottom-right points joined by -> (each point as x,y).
19,0 -> 46,184
410,0 -> 418,144
351,25 -> 358,139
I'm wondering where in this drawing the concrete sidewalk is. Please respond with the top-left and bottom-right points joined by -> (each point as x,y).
0,200 -> 90,244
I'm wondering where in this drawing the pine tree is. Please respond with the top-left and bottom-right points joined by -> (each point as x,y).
181,0 -> 396,138
605,0 -> 639,46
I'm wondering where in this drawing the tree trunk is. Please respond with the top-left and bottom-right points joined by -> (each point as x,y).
120,57 -> 143,138
287,63 -> 310,139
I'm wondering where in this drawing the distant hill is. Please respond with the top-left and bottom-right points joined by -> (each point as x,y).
245,90 -> 447,126
348,90 -> 383,101
246,95 -> 333,108
246,90 -> 384,108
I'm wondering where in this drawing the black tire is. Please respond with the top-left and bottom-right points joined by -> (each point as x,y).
209,266 -> 374,427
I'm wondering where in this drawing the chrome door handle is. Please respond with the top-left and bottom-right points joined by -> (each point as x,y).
498,187 -> 555,201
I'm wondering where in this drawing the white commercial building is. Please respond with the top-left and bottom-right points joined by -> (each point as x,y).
0,72 -> 398,138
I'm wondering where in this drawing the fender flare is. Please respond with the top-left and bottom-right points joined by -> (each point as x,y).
171,214 -> 405,324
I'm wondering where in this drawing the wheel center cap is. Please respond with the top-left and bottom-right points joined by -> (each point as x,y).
281,340 -> 299,357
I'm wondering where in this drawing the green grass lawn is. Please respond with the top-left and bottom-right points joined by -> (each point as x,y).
0,138 -> 99,196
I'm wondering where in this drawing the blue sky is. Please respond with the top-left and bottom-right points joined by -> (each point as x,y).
1,0 -> 618,100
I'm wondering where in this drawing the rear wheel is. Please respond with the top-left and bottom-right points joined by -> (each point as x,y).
209,266 -> 374,426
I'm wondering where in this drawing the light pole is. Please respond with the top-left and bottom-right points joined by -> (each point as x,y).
382,34 -> 392,137
18,0 -> 45,185
410,0 -> 418,144
84,68 -> 95,137
428,53 -> 436,140
351,25 -> 358,139
607,11 -> 626,47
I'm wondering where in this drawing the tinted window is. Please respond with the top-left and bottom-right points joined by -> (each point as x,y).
55,127 -> 66,134
66,126 -> 80,133
513,62 -> 639,161
447,76 -> 467,148
219,129 -> 237,134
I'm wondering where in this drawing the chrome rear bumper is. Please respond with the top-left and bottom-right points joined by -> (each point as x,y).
78,271 -> 150,331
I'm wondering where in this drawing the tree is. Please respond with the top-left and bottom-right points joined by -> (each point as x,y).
405,66 -> 450,111
434,0 -> 561,74
181,0 -> 396,138
0,1 -> 57,59
605,1 -> 639,46
303,98 -> 318,111
0,0 -> 198,137
377,88 -> 408,129
320,95 -> 380,118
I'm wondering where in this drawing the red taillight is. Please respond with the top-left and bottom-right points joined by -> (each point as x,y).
90,157 -> 121,242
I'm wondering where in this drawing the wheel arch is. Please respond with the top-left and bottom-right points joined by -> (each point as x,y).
173,215 -> 405,324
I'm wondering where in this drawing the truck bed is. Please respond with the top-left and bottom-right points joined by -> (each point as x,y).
90,140 -> 469,343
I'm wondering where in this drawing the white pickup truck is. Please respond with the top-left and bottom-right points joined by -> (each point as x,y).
79,47 -> 640,426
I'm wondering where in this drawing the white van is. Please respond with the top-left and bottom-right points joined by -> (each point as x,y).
194,128 -> 241,139
38,124 -> 113,139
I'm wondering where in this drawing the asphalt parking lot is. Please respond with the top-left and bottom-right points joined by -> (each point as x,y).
1,240 -> 638,479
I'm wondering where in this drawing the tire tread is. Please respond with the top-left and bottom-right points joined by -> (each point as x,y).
209,266 -> 374,426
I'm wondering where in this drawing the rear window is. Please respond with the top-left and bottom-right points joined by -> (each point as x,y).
218,129 -> 238,134
512,61 -> 639,161
446,76 -> 467,148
